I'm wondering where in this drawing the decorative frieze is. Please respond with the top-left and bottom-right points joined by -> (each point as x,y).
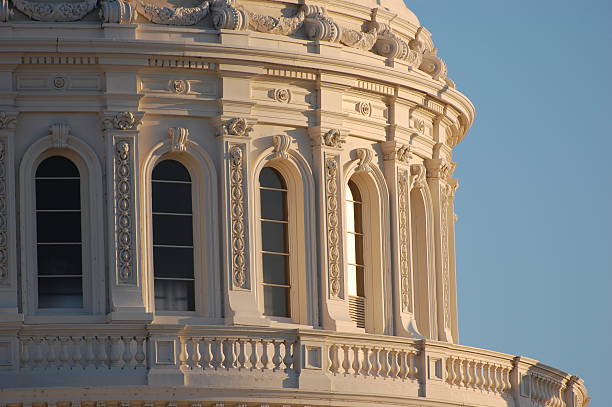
0,141 -> 7,285
168,127 -> 189,152
12,0 -> 97,22
247,7 -> 305,35
398,170 -> 412,313
114,139 -> 135,284
266,68 -> 316,81
137,0 -> 209,26
229,145 -> 247,289
21,56 -> 99,65
148,57 -> 214,70
272,134 -> 292,159
324,156 -> 341,298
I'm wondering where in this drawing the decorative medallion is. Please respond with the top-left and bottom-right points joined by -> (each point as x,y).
357,101 -> 371,117
273,88 -> 291,103
170,79 -> 188,94
52,76 -> 66,89
325,156 -> 341,298
229,145 -> 247,289
12,0 -> 98,22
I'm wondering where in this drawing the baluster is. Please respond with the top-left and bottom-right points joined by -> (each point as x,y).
282,340 -> 293,371
477,362 -> 486,390
351,345 -> 361,376
200,338 -> 211,369
272,340 -> 282,371
72,337 -> 83,369
503,367 -> 511,393
96,336 -> 108,369
220,338 -> 229,369
532,376 -> 539,403
225,338 -> 237,369
134,337 -> 146,368
409,352 -> 418,380
380,349 -> 390,378
465,360 -> 473,388
47,337 -> 59,370
361,346 -> 370,376
109,336 -> 123,369
59,337 -> 71,369
497,365 -> 505,393
328,344 -> 338,374
340,345 -> 350,375
237,339 -> 246,370
260,339 -> 270,371
122,336 -> 133,369
249,339 -> 258,370
483,363 -> 492,391
32,338 -> 44,370
371,347 -> 381,377
390,350 -> 400,379
178,337 -> 189,369
83,337 -> 95,369
446,357 -> 455,384
20,337 -> 31,369
211,338 -> 221,369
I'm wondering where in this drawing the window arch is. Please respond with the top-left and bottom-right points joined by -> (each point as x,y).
346,179 -> 365,328
35,156 -> 83,309
259,167 -> 290,318
151,159 -> 195,312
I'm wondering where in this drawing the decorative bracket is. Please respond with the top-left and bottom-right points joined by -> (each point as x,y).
168,127 -> 189,152
49,123 -> 71,149
354,148 -> 373,173
272,134 -> 293,159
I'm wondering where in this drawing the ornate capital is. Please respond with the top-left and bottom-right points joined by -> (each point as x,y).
221,118 -> 252,137
0,112 -> 17,130
100,0 -> 136,24
102,111 -> 142,131
168,127 -> 189,152
272,134 -> 293,159
49,123 -> 71,149
382,142 -> 411,163
425,158 -> 452,180
354,148 -> 373,173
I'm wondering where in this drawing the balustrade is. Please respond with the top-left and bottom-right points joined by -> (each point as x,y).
446,355 -> 512,394
530,374 -> 566,407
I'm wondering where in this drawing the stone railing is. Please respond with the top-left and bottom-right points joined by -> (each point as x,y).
0,325 -> 589,407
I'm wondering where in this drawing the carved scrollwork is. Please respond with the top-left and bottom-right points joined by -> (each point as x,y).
0,112 -> 16,130
49,123 -> 71,149
420,48 -> 448,82
396,145 -> 411,163
354,148 -> 373,173
211,0 -> 248,30
340,26 -> 378,51
114,139 -> 134,283
302,6 -> 377,51
100,0 -> 135,24
398,170 -> 412,313
247,7 -> 305,35
272,134 -> 292,159
221,118 -> 252,137
322,129 -> 345,148
12,0 -> 97,22
137,0 -> 209,26
168,127 -> 189,152
103,112 -> 140,131
373,24 -> 423,67
229,144 -> 247,289
0,141 -> 7,284
325,156 -> 341,298
410,164 -> 426,189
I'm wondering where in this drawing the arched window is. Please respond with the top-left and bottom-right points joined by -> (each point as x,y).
152,159 -> 195,312
259,167 -> 290,318
35,156 -> 83,309
346,179 -> 365,328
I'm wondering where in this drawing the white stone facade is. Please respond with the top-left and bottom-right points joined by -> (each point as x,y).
0,0 -> 589,406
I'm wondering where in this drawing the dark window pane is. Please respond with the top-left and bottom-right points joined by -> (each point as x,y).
261,221 -> 287,253
153,247 -> 194,279
36,156 -> 79,178
152,182 -> 192,214
152,160 -> 191,182
38,276 -> 83,308
260,189 -> 287,221
348,180 -> 362,202
353,203 -> 363,233
354,234 -> 364,265
154,279 -> 195,311
259,167 -> 286,189
36,179 -> 80,210
262,253 -> 289,285
152,214 -> 193,246
37,244 -> 82,276
36,212 -> 81,243
356,265 -> 365,297
263,285 -> 289,317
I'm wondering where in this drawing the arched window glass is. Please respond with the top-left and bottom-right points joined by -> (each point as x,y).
259,167 -> 290,317
152,159 -> 195,311
35,156 -> 83,308
346,179 -> 365,328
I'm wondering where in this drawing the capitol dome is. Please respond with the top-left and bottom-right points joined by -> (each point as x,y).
0,0 -> 588,407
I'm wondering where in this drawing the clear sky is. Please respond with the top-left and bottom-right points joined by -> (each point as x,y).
406,1 -> 612,406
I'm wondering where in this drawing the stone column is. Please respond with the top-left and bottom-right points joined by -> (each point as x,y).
103,111 -> 151,322
0,111 -> 20,321
425,156 -> 454,343
381,141 -> 422,338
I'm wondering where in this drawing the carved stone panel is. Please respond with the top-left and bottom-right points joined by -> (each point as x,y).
229,144 -> 247,289
0,141 -> 7,285
398,170 -> 412,313
113,138 -> 136,285
324,155 -> 342,299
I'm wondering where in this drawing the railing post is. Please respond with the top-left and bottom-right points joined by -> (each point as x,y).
295,333 -> 331,391
147,331 -> 185,386
418,340 -> 450,399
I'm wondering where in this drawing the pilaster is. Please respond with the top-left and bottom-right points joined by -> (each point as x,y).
424,155 -> 454,343
218,117 -> 266,326
102,111 -> 151,323
0,111 -> 21,321
381,141 -> 421,338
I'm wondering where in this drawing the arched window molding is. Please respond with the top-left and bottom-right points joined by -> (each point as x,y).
141,134 -> 221,322
410,183 -> 438,340
251,140 -> 317,327
19,128 -> 105,320
343,159 -> 391,335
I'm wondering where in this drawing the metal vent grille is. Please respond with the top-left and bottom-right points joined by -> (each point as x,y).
348,295 -> 366,329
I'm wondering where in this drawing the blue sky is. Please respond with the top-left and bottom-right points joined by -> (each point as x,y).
406,1 -> 612,406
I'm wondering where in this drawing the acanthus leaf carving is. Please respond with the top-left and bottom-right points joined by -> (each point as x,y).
410,164 -> 426,189
114,139 -> 135,284
102,112 -> 141,131
210,0 -> 248,30
247,7 -> 305,35
354,148 -> 373,173
398,170 -> 412,313
100,0 -> 135,24
229,144 -> 247,289
0,112 -> 16,130
0,140 -> 7,284
272,134 -> 292,159
49,123 -> 71,149
168,127 -> 189,152
302,6 -> 377,51
325,156 -> 341,298
322,129 -> 345,149
12,0 -> 97,22
137,0 -> 209,26
221,118 -> 252,137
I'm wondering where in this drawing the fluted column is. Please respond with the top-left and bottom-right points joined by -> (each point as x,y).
425,155 -> 455,343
